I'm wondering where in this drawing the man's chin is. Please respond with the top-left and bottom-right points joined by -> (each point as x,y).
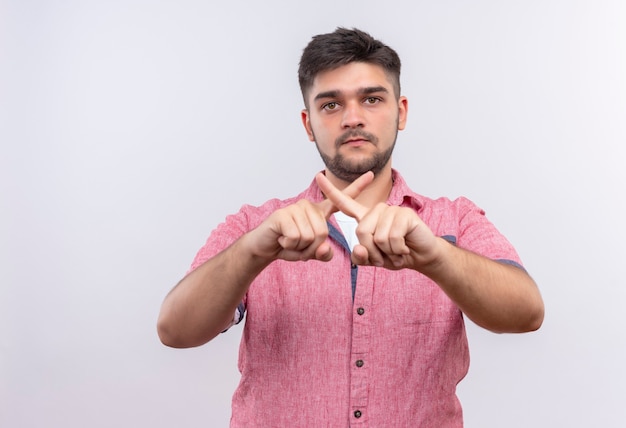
328,165 -> 378,182
319,146 -> 393,182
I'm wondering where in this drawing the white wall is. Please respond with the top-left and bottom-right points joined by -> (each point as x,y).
2,1 -> 625,427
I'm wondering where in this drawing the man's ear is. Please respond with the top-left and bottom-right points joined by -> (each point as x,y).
301,109 -> 315,141
397,96 -> 408,131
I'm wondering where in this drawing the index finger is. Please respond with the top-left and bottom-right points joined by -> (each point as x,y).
316,172 -> 371,221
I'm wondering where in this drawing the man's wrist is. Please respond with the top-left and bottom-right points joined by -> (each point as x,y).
237,230 -> 278,268
413,236 -> 452,276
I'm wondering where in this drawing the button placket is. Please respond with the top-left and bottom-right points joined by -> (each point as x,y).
349,266 -> 377,425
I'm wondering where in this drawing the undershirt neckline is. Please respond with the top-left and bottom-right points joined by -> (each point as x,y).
333,211 -> 359,252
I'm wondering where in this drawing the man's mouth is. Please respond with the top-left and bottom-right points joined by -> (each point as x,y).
345,138 -> 367,143
342,137 -> 369,146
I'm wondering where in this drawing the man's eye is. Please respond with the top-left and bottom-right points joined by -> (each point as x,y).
365,97 -> 380,104
323,102 -> 338,111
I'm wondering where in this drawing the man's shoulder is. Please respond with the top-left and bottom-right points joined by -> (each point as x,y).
391,170 -> 480,214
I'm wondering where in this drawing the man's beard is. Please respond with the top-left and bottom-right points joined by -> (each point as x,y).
314,129 -> 397,182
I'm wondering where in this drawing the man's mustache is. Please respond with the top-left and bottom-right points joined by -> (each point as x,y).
335,130 -> 378,148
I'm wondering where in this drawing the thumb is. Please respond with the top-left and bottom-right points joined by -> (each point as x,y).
314,240 -> 334,261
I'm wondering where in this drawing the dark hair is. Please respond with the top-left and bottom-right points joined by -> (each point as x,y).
298,27 -> 402,104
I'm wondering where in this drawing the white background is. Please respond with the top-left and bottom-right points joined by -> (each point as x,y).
2,1 -> 625,427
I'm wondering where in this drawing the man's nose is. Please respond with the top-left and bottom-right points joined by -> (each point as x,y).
340,102 -> 365,128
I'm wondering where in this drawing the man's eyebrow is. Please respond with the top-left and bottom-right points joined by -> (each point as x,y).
359,86 -> 389,95
313,90 -> 340,102
313,86 -> 390,102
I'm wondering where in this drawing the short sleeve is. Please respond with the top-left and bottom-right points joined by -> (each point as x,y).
188,209 -> 251,273
454,197 -> 524,267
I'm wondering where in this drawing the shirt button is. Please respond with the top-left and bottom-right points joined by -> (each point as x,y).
357,307 -> 365,315
354,410 -> 362,418
356,359 -> 364,367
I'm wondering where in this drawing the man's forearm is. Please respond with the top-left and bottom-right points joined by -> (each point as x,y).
157,234 -> 272,348
420,238 -> 544,333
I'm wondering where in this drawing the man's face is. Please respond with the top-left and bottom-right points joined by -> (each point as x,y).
301,62 -> 408,183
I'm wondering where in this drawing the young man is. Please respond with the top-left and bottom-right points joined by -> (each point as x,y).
158,28 -> 544,427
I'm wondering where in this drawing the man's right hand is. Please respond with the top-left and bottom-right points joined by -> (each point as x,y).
244,171 -> 375,263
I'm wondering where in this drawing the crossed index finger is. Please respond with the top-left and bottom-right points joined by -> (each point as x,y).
316,172 -> 371,221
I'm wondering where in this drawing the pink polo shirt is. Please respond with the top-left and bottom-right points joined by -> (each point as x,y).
190,170 -> 522,427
